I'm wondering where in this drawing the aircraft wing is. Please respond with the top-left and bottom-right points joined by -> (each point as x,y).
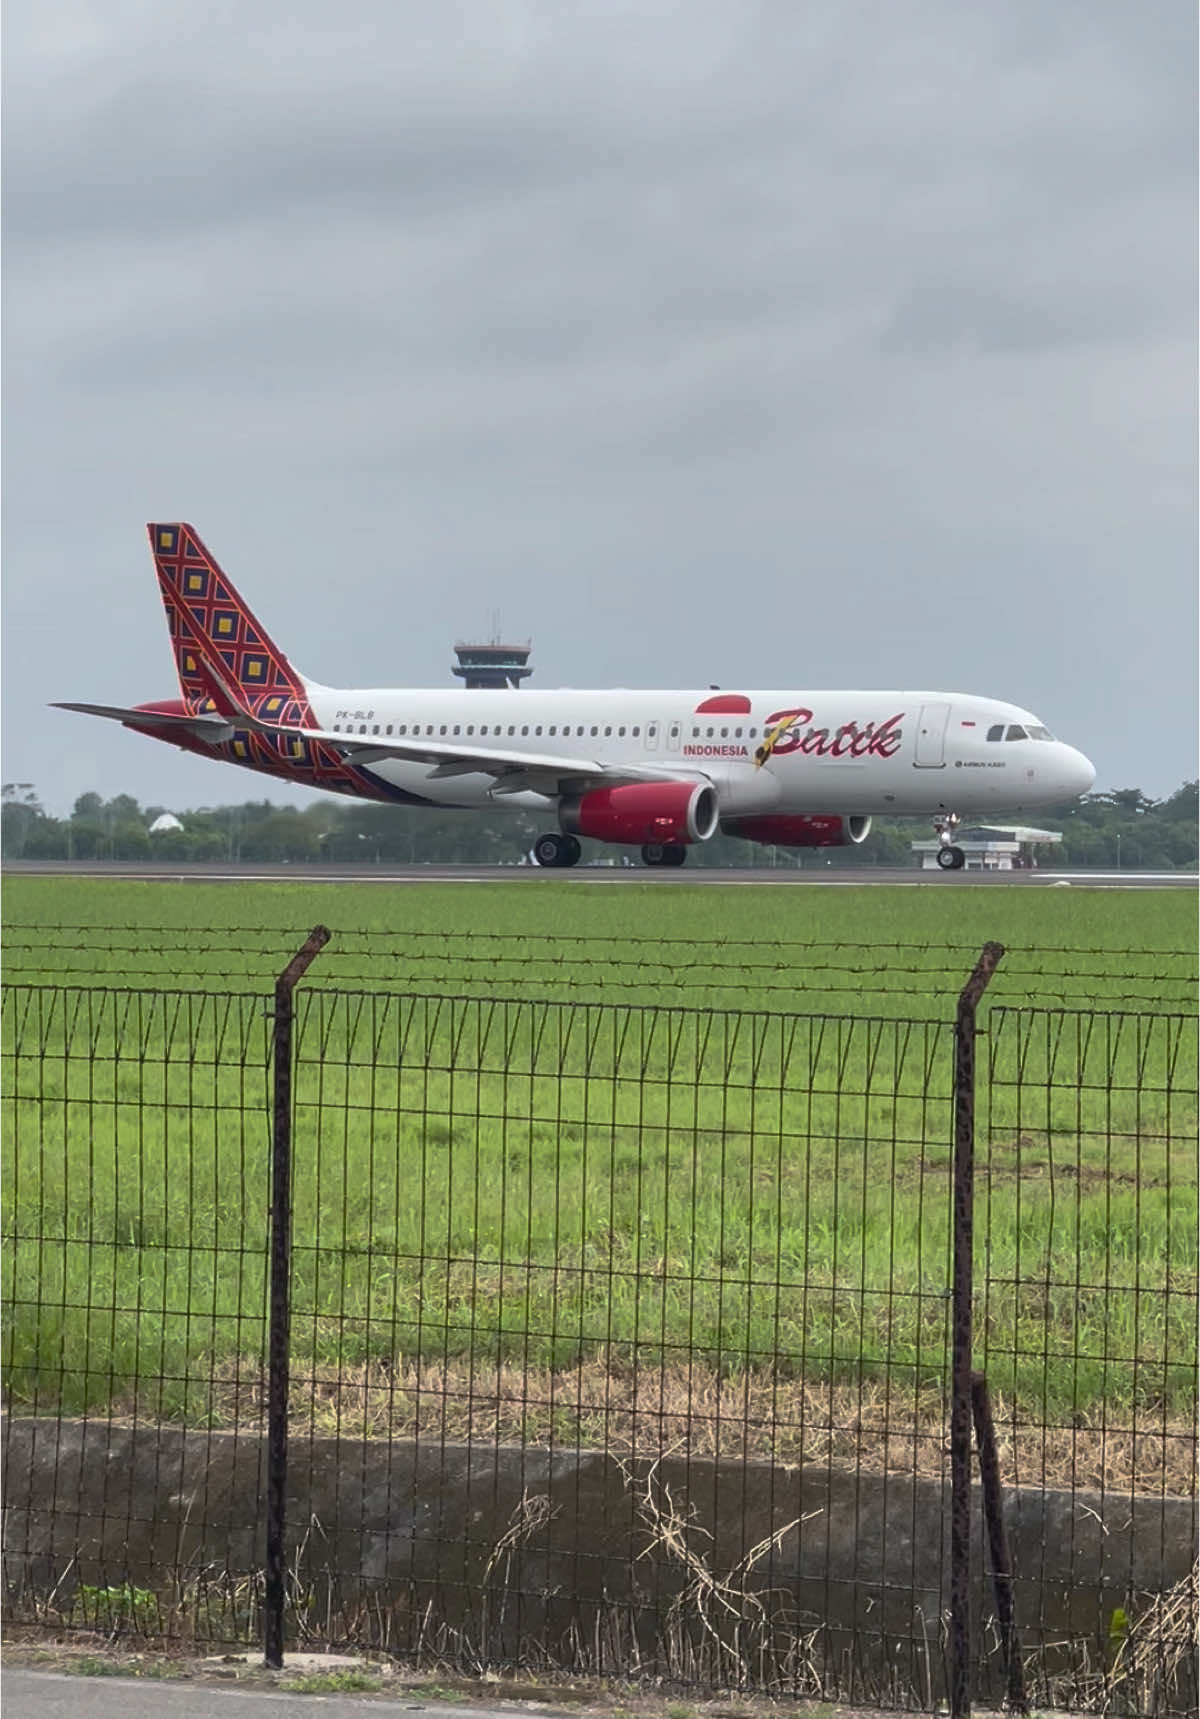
284,722 -> 712,796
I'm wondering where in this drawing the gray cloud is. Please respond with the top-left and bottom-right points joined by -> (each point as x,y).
4,0 -> 1195,815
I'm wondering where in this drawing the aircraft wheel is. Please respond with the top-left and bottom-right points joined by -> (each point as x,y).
662,844 -> 687,867
534,833 -> 570,868
641,843 -> 666,867
937,845 -> 965,871
562,835 -> 582,867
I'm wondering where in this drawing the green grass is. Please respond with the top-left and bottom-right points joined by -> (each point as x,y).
1,876 -> 1196,1013
2,877 -> 1196,1473
277,1671 -> 384,1693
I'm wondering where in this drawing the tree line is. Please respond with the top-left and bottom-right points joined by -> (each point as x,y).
2,780 -> 1196,870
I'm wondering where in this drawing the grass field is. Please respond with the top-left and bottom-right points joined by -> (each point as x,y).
2,874 -> 1197,1011
2,877 -> 1196,1492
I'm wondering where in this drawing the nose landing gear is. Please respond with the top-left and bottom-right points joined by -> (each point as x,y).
933,812 -> 965,872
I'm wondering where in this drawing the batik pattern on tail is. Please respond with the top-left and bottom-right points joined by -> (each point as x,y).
145,524 -> 432,805
148,523 -> 309,718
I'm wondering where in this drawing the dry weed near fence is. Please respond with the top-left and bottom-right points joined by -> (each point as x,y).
2,934 -> 1196,1716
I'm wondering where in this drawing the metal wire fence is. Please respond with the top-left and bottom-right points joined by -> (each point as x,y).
3,924 -> 1197,1012
1,938 -> 1196,1714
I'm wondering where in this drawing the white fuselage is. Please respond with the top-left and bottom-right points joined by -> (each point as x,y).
306,684 -> 1096,818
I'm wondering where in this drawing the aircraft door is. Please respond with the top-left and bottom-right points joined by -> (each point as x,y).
913,702 -> 951,767
666,719 -> 682,753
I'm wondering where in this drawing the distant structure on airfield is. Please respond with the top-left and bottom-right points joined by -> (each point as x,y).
451,616 -> 532,689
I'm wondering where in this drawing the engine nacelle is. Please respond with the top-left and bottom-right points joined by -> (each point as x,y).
722,814 -> 872,848
560,780 -> 720,846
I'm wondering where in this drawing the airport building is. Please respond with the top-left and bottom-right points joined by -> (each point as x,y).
451,638 -> 533,690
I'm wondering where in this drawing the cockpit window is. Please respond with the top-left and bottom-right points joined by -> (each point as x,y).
1026,725 -> 1054,741
1005,725 -> 1028,741
986,724 -> 1004,741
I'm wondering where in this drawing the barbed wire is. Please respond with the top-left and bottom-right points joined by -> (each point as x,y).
3,923 -> 1196,964
2,941 -> 1195,988
4,942 -> 1189,997
1,963 -> 1192,1011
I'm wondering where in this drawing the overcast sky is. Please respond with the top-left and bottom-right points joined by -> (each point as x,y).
4,0 -> 1196,816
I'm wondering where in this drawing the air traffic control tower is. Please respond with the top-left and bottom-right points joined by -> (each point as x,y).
451,634 -> 532,690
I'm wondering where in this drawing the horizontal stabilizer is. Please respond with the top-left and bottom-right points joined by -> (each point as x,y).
52,702 -> 236,743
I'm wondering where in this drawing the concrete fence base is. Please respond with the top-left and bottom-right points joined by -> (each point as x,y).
3,1417 -> 1194,1708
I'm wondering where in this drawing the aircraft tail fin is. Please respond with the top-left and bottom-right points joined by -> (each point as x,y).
147,523 -> 310,717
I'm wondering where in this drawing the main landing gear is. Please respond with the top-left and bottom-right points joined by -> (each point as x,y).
641,843 -> 687,867
532,833 -> 582,868
933,812 -> 965,871
531,835 -> 689,868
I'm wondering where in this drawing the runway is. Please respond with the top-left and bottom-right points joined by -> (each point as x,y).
4,859 -> 1194,888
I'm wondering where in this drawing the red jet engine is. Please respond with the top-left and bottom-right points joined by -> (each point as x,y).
722,814 -> 872,847
560,781 -> 719,846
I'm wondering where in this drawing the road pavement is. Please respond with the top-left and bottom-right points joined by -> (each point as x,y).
2,1669 -> 572,1719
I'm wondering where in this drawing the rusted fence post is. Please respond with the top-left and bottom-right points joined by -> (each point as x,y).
264,926 -> 331,1671
971,1370 -> 1029,1714
950,941 -> 1004,1719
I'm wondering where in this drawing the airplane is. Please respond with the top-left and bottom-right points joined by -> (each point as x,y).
53,523 -> 1096,870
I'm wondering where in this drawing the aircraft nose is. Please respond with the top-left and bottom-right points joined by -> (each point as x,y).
1063,745 -> 1096,797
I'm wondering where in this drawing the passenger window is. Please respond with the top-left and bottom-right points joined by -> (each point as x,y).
466,725 -> 474,736
521,725 -> 529,736
1006,725 -> 1027,741
618,726 -> 625,737
549,725 -> 556,736
632,726 -> 640,737
453,724 -> 461,735
440,725 -> 447,736
535,725 -> 543,736
590,725 -> 598,737
720,727 -> 728,738
359,724 -> 367,734
986,725 -> 1004,741
604,725 -> 612,737
706,727 -> 714,738
398,725 -> 406,735
734,727 -> 742,738
508,725 -> 515,736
